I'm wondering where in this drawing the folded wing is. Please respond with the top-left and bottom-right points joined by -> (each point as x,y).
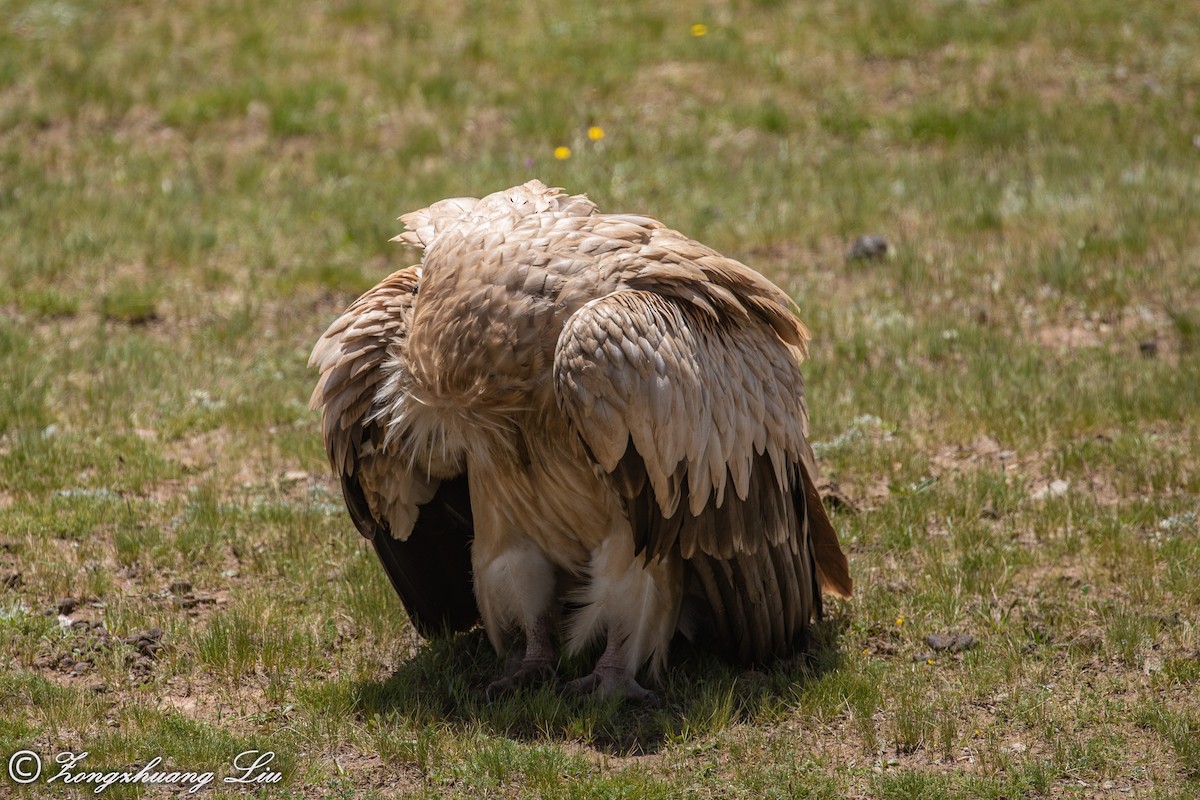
309,267 -> 478,636
553,265 -> 851,662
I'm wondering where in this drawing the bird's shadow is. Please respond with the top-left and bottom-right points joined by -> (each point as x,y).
351,615 -> 849,757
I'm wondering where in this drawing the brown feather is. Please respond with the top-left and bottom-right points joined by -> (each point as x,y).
312,180 -> 851,675
310,265 -> 478,637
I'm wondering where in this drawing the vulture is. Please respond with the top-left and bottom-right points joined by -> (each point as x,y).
310,180 -> 852,703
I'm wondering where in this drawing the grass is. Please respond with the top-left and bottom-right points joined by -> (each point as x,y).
1,0 -> 1198,796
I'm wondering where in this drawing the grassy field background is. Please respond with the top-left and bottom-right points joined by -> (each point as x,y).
1,0 -> 1198,797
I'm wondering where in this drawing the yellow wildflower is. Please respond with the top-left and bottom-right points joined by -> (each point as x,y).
554,146 -> 571,160
587,126 -> 605,142
895,615 -> 905,626
691,23 -> 708,37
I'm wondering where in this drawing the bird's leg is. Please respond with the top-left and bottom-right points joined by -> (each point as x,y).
486,615 -> 557,700
472,526 -> 560,701
565,632 -> 660,706
561,532 -> 679,706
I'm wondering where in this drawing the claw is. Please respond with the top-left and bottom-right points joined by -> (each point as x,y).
485,657 -> 556,701
565,668 -> 660,706
485,616 -> 558,702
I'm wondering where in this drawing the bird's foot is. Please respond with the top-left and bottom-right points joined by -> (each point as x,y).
565,666 -> 660,707
485,616 -> 558,701
485,655 -> 556,701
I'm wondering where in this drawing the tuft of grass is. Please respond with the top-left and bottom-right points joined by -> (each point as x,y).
1138,706 -> 1200,779
195,609 -> 261,681
101,279 -> 162,325
16,287 -> 81,318
1168,307 -> 1200,353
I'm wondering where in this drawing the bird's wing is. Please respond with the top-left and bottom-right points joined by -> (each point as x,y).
309,266 -> 478,637
554,265 -> 851,661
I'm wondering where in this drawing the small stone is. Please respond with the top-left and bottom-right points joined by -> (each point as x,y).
926,632 -> 979,653
168,580 -> 192,596
56,597 -> 77,615
1,571 -> 22,589
1138,340 -> 1158,358
981,506 -> 1001,520
123,627 -> 161,644
71,661 -> 91,675
847,235 -> 892,262
123,628 -> 165,657
89,682 -> 108,694
1030,479 -> 1070,501
818,482 -> 858,514
866,637 -> 900,657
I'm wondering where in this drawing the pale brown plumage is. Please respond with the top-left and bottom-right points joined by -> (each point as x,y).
310,180 -> 851,701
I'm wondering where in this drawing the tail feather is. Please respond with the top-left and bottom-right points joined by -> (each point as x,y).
799,464 -> 853,599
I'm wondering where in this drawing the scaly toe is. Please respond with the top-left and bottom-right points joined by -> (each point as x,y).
485,658 -> 556,702
563,674 -> 599,697
563,670 -> 659,706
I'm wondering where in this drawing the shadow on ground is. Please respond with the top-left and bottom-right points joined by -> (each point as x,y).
351,616 -> 849,756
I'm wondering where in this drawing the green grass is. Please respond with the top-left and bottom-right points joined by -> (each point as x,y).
1,0 -> 1198,796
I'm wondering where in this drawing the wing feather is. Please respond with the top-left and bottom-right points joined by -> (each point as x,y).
554,275 -> 851,662
310,266 -> 479,636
